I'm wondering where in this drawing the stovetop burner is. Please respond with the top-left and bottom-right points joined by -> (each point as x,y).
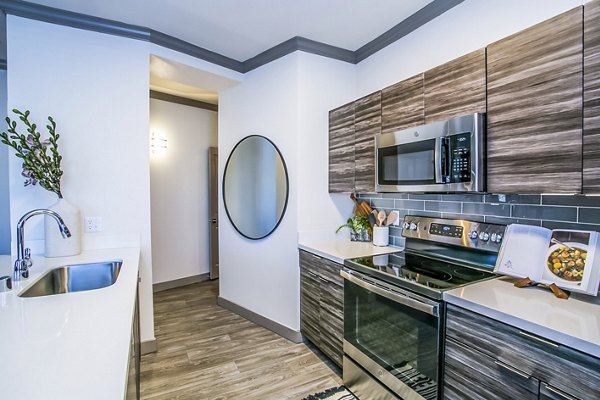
346,251 -> 496,300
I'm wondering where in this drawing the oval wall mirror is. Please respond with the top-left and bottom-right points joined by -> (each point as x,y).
223,135 -> 289,240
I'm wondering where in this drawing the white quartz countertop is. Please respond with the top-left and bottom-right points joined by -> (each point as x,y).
0,247 -> 140,400
298,238 -> 401,264
444,276 -> 600,358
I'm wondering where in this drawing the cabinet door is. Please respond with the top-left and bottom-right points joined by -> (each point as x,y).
424,48 -> 486,123
299,252 -> 320,346
381,74 -> 424,135
487,7 -> 583,193
584,0 -> 600,193
447,304 -> 600,400
329,102 -> 355,192
444,338 -> 539,400
319,277 -> 343,367
354,91 -> 381,193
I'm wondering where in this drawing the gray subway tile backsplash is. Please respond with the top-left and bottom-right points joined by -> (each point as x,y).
542,195 -> 600,207
355,192 -> 600,246
485,194 -> 541,205
395,199 -> 425,210
370,198 -> 395,209
579,208 -> 600,224
462,202 -> 511,217
511,205 -> 577,222
425,201 -> 462,213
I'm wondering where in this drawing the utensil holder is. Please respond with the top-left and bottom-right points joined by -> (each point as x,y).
373,226 -> 389,246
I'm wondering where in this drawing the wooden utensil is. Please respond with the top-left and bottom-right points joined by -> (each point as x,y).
361,201 -> 373,215
371,210 -> 379,226
377,210 -> 386,227
386,211 -> 398,226
350,193 -> 366,216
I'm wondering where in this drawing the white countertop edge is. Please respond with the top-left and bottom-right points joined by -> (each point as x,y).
444,289 -> 600,359
298,240 -> 401,264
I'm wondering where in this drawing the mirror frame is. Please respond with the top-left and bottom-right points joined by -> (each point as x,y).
222,135 -> 289,240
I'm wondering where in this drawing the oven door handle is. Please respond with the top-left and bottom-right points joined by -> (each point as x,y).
341,270 -> 439,317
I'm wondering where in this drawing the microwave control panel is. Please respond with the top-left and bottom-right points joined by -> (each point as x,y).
449,132 -> 471,183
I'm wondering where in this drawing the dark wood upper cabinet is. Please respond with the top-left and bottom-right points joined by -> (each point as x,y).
584,0 -> 600,193
328,101 -> 355,192
424,48 -> 486,123
381,74 -> 424,135
487,7 -> 583,194
354,91 -> 381,193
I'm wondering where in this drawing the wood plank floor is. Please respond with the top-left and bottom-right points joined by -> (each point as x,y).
141,280 -> 342,399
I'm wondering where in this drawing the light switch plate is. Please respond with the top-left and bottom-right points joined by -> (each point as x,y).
391,210 -> 401,226
85,216 -> 103,233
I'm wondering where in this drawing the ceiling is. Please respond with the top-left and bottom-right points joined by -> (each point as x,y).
25,0 -> 434,61
20,0 -> 439,103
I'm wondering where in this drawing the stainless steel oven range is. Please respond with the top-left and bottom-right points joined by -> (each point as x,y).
342,216 -> 506,400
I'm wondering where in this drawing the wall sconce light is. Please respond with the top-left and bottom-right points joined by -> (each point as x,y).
151,131 -> 167,156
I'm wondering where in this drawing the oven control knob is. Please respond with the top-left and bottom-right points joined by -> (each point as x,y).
491,233 -> 497,242
469,231 -> 478,240
495,234 -> 503,243
409,223 -> 417,230
402,222 -> 410,229
479,232 -> 490,242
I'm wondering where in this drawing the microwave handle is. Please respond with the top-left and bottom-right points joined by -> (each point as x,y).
434,137 -> 447,183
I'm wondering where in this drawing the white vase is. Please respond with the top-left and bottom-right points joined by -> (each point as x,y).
45,197 -> 82,257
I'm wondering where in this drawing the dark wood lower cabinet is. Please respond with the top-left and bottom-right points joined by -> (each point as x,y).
299,250 -> 343,367
444,304 -> 600,400
444,338 -> 539,400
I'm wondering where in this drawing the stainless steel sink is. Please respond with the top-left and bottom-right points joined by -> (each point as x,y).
18,260 -> 122,298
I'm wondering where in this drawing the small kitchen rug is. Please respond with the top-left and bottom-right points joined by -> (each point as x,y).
301,386 -> 356,400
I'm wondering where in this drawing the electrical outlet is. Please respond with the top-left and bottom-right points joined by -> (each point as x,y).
85,216 -> 103,233
391,210 -> 401,226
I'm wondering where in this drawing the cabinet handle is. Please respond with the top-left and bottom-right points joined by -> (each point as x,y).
518,330 -> 559,348
542,384 -> 579,400
307,271 -> 319,278
493,360 -> 531,380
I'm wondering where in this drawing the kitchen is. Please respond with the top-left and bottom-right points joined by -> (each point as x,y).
1,0 -> 600,399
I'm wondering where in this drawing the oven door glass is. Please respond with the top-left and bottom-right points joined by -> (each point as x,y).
378,139 -> 440,185
344,277 -> 441,400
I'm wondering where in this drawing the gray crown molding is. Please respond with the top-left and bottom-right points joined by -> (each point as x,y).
244,36 -> 356,71
150,90 -> 218,112
0,0 -> 149,41
149,29 -> 244,72
0,0 -> 462,73
355,0 -> 465,62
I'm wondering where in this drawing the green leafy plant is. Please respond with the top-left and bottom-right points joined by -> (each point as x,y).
336,214 -> 371,234
0,109 -> 63,198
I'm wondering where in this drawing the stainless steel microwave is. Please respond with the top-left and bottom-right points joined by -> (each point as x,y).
375,113 -> 485,193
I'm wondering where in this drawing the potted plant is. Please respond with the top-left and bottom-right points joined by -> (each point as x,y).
1,109 -> 81,257
336,214 -> 372,242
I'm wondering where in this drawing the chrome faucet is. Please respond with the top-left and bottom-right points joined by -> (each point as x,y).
14,209 -> 72,280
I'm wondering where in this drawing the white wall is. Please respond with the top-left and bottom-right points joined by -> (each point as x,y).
357,0 -> 584,96
297,52 -> 356,235
6,17 -> 155,342
0,69 -> 9,255
218,52 -> 356,331
149,98 -> 217,283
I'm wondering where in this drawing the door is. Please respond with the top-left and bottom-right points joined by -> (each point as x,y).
208,147 -> 219,280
